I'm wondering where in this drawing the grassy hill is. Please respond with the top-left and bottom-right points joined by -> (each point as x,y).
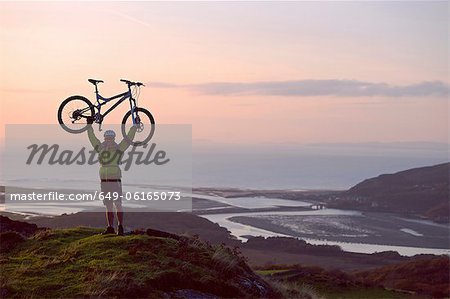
28,211 -> 237,246
0,227 -> 277,298
356,256 -> 450,298
1,216 -> 448,298
257,261 -> 449,299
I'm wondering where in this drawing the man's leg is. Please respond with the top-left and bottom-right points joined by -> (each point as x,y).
101,181 -> 116,234
101,202 -> 115,234
116,206 -> 124,235
115,181 -> 124,236
106,204 -> 115,227
116,205 -> 123,226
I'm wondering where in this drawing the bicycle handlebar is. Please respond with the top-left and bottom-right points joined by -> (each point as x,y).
120,79 -> 145,87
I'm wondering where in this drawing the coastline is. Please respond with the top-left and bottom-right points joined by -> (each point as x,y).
2,186 -> 449,257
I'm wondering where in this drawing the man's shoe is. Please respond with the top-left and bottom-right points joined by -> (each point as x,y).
101,226 -> 115,235
117,225 -> 124,236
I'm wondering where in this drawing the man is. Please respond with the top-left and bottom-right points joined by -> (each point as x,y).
86,120 -> 136,235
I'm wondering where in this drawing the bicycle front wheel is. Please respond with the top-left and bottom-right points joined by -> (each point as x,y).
57,95 -> 94,134
121,107 -> 155,146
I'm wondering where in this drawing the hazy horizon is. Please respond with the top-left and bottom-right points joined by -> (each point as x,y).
1,140 -> 447,190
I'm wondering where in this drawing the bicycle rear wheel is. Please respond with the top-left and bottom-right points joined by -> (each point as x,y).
57,95 -> 94,134
121,107 -> 155,146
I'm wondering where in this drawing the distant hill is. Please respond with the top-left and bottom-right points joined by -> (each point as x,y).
327,163 -> 450,222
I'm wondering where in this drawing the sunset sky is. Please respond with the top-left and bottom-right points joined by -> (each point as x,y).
0,1 -> 448,145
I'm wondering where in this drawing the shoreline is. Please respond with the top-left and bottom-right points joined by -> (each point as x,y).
226,214 -> 450,255
2,186 -> 449,257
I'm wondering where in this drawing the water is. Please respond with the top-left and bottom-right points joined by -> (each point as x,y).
193,195 -> 311,209
2,181 -> 449,256
193,142 -> 449,189
2,191 -> 449,256
2,142 -> 448,190
400,228 -> 423,237
200,196 -> 450,256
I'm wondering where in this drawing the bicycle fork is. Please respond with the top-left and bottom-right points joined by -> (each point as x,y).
130,99 -> 139,125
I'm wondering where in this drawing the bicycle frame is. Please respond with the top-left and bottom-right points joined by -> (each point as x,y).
96,91 -> 132,117
87,89 -> 138,125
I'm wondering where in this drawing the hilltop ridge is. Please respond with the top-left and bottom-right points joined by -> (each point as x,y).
0,226 -> 277,298
328,162 -> 450,222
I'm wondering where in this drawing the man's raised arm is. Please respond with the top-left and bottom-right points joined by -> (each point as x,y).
119,126 -> 137,152
87,125 -> 101,152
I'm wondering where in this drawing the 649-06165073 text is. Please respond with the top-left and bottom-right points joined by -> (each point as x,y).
7,191 -> 182,202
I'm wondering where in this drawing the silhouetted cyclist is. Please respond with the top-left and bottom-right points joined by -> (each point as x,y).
86,119 -> 136,235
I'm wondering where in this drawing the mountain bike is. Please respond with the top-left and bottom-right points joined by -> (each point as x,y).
57,79 -> 155,146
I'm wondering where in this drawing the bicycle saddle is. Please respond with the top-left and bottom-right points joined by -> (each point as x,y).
88,79 -> 104,85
